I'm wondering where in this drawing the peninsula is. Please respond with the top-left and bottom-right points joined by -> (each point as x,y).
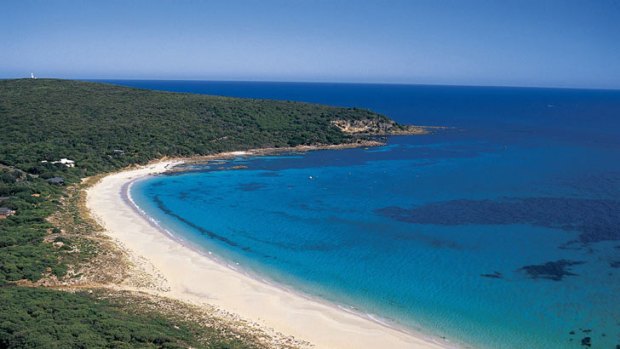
0,79 -> 442,348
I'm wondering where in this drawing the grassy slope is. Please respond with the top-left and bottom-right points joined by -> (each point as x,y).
0,79 -> 396,348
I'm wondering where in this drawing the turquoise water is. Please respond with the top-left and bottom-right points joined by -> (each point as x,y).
126,82 -> 620,348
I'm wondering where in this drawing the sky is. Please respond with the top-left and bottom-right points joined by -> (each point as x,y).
1,0 -> 619,89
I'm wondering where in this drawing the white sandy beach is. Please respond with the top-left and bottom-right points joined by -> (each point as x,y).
86,156 -> 454,349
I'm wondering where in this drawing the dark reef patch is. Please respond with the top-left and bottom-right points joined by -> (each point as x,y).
609,261 -> 620,268
480,271 -> 502,279
151,195 -> 252,253
519,259 -> 585,281
581,336 -> 591,347
375,197 -> 620,245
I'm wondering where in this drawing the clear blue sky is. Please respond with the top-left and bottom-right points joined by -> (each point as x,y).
1,0 -> 619,88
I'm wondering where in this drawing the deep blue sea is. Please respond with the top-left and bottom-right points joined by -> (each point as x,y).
103,80 -> 620,348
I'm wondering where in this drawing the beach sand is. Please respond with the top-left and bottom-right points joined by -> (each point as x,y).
86,155 -> 454,349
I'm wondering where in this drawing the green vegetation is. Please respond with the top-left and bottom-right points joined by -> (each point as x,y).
1,79 -> 392,177
0,287 -> 265,349
0,167 -> 67,284
0,79 -> 399,348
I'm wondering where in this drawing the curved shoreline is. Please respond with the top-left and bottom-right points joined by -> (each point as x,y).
123,177 -> 451,347
86,152 -> 459,349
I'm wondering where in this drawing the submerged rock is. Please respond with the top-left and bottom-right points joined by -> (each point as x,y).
518,259 -> 585,281
581,336 -> 591,347
480,271 -> 502,279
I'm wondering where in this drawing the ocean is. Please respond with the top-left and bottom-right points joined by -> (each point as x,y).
102,80 -> 620,348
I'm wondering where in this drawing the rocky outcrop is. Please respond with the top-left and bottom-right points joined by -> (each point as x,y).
331,119 -> 428,135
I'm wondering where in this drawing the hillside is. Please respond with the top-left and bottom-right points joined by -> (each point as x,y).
0,79 -> 403,176
0,79 -> 421,348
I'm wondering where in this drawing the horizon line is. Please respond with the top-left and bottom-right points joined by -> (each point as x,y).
2,76 -> 619,92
